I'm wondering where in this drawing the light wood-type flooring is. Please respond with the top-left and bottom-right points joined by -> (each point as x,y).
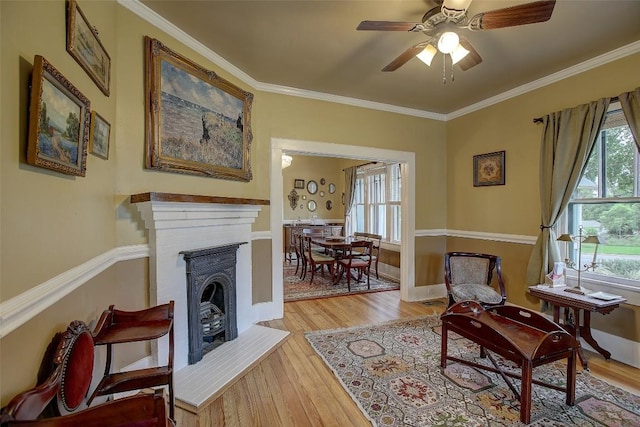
175,291 -> 640,426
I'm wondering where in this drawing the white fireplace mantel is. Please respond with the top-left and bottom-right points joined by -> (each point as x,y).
132,192 -> 270,371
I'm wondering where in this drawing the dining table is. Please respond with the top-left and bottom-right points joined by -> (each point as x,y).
310,236 -> 364,284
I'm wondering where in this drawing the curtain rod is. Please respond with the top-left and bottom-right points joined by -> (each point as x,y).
343,161 -> 378,171
533,96 -> 620,123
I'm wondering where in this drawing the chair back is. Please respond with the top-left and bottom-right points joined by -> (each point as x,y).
1,321 -> 95,421
444,252 -> 506,307
345,240 -> 373,264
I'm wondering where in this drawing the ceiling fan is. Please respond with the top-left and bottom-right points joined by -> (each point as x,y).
357,0 -> 556,75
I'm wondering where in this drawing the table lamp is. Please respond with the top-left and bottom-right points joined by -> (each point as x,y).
557,225 -> 601,295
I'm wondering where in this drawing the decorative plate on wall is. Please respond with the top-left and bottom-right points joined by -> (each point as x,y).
307,180 -> 318,194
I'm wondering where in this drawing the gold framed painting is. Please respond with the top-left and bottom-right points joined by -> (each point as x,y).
144,36 -> 254,181
27,55 -> 90,176
473,150 -> 505,187
66,0 -> 111,96
89,111 -> 110,159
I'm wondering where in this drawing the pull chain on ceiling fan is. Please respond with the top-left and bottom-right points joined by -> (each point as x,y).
356,0 -> 556,83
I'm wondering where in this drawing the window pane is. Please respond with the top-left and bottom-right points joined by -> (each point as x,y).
567,202 -> 640,281
604,125 -> 635,197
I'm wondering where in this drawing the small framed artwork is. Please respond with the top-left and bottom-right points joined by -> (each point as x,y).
90,111 -> 110,159
473,150 -> 505,187
294,179 -> 305,189
66,0 -> 111,96
145,36 -> 253,181
27,55 -> 90,176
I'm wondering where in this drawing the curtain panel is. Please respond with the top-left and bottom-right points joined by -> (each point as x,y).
525,98 -> 610,296
619,87 -> 640,151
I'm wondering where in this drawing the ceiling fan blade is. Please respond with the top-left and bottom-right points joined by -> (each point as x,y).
456,38 -> 482,71
357,21 -> 421,31
382,44 -> 425,72
469,0 -> 556,30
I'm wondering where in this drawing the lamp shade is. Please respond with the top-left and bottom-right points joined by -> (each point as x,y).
282,154 -> 292,169
416,44 -> 438,66
450,43 -> 470,65
556,234 -> 573,242
583,236 -> 601,244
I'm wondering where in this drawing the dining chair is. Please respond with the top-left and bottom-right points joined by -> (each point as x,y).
337,240 -> 373,291
353,232 -> 382,278
303,236 -> 335,284
444,252 -> 506,308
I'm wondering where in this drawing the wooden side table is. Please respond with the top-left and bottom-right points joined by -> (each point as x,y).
528,285 -> 626,369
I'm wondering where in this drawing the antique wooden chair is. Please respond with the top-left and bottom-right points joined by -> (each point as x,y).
444,252 -> 506,308
0,321 -> 95,423
337,240 -> 373,291
303,235 -> 335,284
353,232 -> 382,278
87,302 -> 174,421
2,390 -> 172,427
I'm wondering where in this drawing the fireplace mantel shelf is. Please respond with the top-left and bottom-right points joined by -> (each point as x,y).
130,192 -> 270,206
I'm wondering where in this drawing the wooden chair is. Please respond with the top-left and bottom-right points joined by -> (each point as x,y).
292,231 -> 305,278
2,390 -> 172,426
87,302 -> 175,421
337,240 -> 373,291
303,235 -> 335,285
353,232 -> 382,279
444,252 -> 506,308
0,321 -> 95,422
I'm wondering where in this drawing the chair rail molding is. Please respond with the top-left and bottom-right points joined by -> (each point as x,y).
0,245 -> 149,339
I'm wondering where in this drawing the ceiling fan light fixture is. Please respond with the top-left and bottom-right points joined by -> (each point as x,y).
450,43 -> 470,65
437,31 -> 459,54
416,44 -> 438,66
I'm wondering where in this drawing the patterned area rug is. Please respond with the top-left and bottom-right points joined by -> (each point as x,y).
283,263 -> 400,302
306,316 -> 640,426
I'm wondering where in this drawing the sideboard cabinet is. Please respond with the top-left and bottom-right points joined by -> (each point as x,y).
283,224 -> 343,261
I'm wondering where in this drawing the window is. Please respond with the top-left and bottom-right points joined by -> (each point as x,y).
562,103 -> 640,290
348,163 -> 402,243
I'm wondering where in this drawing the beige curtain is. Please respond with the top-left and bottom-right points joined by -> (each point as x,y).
525,98 -> 610,293
344,166 -> 358,235
619,87 -> 640,151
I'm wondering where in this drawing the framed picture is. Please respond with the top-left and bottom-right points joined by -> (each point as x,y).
144,36 -> 254,181
66,0 -> 111,96
294,179 -> 305,189
90,111 -> 110,159
27,55 -> 90,176
473,150 -> 505,187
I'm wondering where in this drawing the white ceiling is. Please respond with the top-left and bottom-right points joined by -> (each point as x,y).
139,0 -> 640,116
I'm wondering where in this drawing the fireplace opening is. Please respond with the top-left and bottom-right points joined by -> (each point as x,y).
181,242 -> 246,365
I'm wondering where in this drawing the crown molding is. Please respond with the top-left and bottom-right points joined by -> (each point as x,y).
446,40 -> 640,120
120,0 -> 639,122
120,1 -> 639,121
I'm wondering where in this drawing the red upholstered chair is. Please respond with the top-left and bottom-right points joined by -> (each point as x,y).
0,321 -> 95,422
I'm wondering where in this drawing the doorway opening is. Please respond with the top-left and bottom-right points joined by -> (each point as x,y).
270,138 -> 416,309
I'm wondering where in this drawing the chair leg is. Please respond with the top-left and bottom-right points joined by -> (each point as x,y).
375,257 -> 379,279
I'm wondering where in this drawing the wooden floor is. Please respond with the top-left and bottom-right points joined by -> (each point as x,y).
175,291 -> 640,426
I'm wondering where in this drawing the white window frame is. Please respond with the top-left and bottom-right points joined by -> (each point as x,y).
557,102 -> 640,305
348,164 -> 401,244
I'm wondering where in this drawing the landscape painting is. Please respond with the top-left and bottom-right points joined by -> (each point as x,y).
144,36 -> 253,181
27,55 -> 90,177
66,0 -> 111,96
